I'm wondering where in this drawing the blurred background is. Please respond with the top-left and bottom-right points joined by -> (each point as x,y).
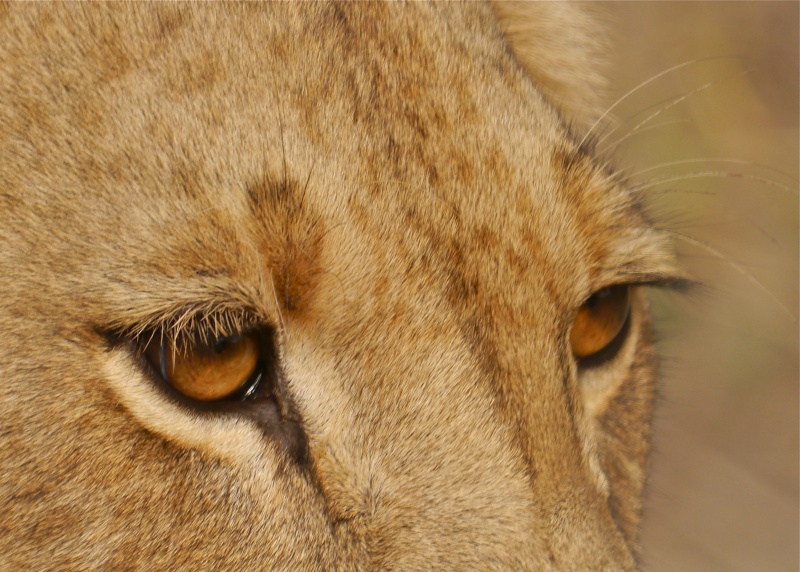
599,3 -> 798,570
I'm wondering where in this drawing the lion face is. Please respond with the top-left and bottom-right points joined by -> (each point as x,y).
0,3 -> 683,569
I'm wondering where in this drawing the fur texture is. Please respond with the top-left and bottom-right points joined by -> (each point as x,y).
0,3 -> 683,570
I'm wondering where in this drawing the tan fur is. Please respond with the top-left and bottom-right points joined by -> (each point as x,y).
491,1 -> 609,128
0,3 -> 683,570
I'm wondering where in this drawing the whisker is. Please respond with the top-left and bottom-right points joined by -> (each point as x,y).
643,188 -> 717,198
598,119 -> 691,152
599,68 -> 754,151
578,56 -> 742,148
628,171 -> 797,194
657,201 -> 786,250
269,272 -> 287,333
659,228 -> 794,320
317,268 -> 349,305
297,159 -> 317,217
628,158 -> 799,183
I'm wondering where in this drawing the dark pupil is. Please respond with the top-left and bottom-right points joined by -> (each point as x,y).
213,335 -> 239,354
584,288 -> 613,310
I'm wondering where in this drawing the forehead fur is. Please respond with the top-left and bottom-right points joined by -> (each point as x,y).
2,2 -> 669,327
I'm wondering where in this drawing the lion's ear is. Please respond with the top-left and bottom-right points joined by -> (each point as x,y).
491,2 -> 608,130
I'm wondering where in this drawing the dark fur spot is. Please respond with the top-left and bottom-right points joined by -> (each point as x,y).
247,174 -> 325,317
154,6 -> 187,40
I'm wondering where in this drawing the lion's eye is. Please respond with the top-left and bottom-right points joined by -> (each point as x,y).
570,285 -> 631,359
145,333 -> 263,401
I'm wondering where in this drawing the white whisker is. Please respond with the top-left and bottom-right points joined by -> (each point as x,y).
661,228 -> 794,320
599,69 -> 754,151
599,119 -> 691,153
269,272 -> 287,333
629,171 -> 797,194
628,158 -> 799,182
578,56 -> 741,148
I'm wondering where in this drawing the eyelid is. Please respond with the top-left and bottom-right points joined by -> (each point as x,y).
581,274 -> 695,304
594,270 -> 695,291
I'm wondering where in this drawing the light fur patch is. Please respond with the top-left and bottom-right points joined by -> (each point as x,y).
579,290 -> 645,420
102,349 -> 270,468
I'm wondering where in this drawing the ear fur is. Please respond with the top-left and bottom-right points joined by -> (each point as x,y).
490,1 -> 608,129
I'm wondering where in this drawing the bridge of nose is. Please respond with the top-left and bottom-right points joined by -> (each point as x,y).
448,218 -> 636,567
490,342 -> 637,568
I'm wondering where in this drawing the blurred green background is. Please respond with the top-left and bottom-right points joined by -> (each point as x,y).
600,3 -> 798,570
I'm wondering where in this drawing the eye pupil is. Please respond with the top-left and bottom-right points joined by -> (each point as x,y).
213,335 -> 237,355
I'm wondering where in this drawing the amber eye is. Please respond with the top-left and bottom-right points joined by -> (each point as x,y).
570,286 -> 631,359
146,333 -> 262,401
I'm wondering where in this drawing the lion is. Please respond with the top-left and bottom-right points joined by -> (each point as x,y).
0,3 -> 686,569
